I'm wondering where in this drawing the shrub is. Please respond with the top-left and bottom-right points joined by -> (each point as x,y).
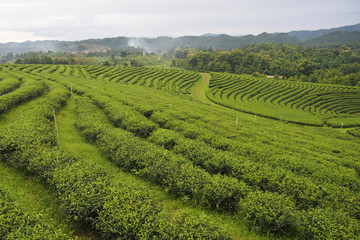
238,191 -> 297,234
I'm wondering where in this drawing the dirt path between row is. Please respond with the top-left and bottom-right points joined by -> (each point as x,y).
193,73 -> 214,105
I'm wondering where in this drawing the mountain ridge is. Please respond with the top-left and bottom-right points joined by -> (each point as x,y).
0,23 -> 359,55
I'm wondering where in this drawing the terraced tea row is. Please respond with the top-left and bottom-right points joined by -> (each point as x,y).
8,64 -> 202,95
208,72 -> 360,127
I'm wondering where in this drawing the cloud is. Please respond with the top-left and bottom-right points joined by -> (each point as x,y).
0,31 -> 53,43
0,0 -> 359,43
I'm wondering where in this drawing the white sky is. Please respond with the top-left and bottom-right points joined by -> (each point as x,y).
0,0 -> 359,43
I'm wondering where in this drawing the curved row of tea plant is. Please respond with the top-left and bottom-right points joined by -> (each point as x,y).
48,68 -> 360,202
148,109 -> 360,187
56,73 -> 360,238
82,65 -> 201,94
73,95 -> 311,236
0,78 -> 22,96
8,64 -> 202,95
0,76 -> 229,239
74,95 -> 249,211
348,128 -> 360,138
0,78 -> 45,114
207,72 -> 360,127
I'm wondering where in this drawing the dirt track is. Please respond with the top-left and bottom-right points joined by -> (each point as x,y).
193,73 -> 214,105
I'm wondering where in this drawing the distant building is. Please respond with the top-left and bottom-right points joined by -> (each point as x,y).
267,75 -> 284,79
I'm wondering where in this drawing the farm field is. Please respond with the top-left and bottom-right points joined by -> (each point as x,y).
0,64 -> 360,239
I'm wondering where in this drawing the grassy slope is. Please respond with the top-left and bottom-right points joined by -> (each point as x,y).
55,96 -> 279,240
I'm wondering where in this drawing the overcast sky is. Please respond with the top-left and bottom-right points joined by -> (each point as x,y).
0,0 -> 359,43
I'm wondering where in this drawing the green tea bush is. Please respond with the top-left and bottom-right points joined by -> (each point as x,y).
294,208 -> 360,239
75,97 -> 250,211
0,79 -> 45,114
86,92 -> 158,138
0,188 -> 75,240
0,78 -> 21,96
238,191 -> 297,234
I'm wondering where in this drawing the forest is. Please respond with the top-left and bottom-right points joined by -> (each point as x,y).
171,43 -> 360,86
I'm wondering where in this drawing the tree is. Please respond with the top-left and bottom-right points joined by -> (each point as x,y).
6,52 -> 14,58
22,52 -> 40,64
297,59 -> 317,76
40,55 -> 53,64
174,48 -> 194,59
102,60 -> 111,66
130,59 -> 144,67
65,53 -> 75,64
111,54 -> 119,65
228,49 -> 244,71
53,57 -> 68,65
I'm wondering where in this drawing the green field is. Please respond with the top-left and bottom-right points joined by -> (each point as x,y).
0,64 -> 360,239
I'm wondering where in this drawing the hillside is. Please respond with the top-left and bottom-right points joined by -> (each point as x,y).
0,64 -> 359,239
288,23 -> 360,41
304,31 -> 360,48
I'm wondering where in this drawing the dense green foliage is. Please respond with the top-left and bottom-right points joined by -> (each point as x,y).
1,64 -> 360,239
172,43 -> 360,86
0,188 -> 75,239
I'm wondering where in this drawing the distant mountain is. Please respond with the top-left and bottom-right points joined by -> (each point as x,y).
0,40 -> 62,54
0,23 -> 359,56
127,33 -> 301,53
304,31 -> 360,48
288,23 -> 360,41
201,33 -> 221,37
0,33 -> 301,55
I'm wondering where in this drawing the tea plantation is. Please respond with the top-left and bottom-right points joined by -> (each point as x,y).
0,64 -> 359,239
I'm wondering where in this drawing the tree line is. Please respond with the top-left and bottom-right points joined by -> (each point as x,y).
171,43 -> 360,86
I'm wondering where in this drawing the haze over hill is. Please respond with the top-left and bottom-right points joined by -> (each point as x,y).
288,23 -> 360,40
0,23 -> 359,55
